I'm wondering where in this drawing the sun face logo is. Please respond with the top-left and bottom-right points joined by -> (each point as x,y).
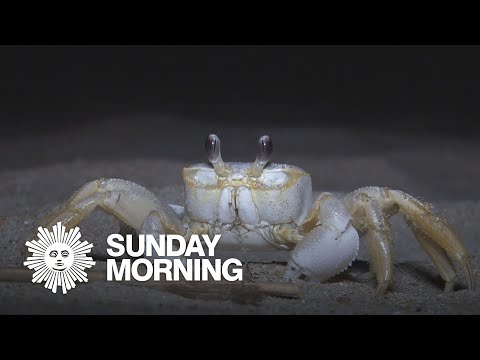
23,222 -> 96,294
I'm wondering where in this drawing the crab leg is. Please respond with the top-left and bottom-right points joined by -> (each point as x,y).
403,214 -> 457,292
344,192 -> 395,296
387,189 -> 473,290
138,210 -> 186,262
344,187 -> 473,293
39,178 -> 185,235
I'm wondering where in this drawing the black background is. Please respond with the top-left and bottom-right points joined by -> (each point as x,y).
1,45 -> 479,170
2,45 -> 479,135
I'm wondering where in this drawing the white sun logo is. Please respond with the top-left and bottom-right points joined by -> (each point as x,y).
23,222 -> 96,294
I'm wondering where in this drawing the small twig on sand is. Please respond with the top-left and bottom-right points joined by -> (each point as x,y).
0,267 -> 300,304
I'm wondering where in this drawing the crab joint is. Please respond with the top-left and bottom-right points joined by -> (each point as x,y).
248,135 -> 273,177
206,134 -> 227,176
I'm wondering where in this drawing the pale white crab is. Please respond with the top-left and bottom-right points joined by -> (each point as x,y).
40,134 -> 473,296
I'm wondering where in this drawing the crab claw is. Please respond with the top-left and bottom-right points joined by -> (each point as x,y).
285,194 -> 359,282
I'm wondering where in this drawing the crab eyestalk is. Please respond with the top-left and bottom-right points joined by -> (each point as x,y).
205,134 -> 227,176
248,135 -> 273,177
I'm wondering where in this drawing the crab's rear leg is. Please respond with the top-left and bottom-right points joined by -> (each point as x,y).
284,193 -> 360,282
403,214 -> 457,292
39,178 -> 185,236
345,187 -> 473,293
387,189 -> 473,290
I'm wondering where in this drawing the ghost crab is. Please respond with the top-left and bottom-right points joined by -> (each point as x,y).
39,134 -> 473,296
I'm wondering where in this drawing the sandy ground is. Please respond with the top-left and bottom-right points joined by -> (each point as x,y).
1,153 -> 479,314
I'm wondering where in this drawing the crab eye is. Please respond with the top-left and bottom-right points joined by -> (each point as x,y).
49,250 -> 58,257
257,135 -> 273,164
248,135 -> 273,177
205,134 -> 221,163
205,134 -> 227,176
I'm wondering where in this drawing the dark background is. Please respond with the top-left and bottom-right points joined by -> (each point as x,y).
1,45 -> 479,170
2,45 -> 480,132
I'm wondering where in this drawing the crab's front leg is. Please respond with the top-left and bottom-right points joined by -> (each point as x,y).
285,193 -> 360,283
37,178 -> 186,238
